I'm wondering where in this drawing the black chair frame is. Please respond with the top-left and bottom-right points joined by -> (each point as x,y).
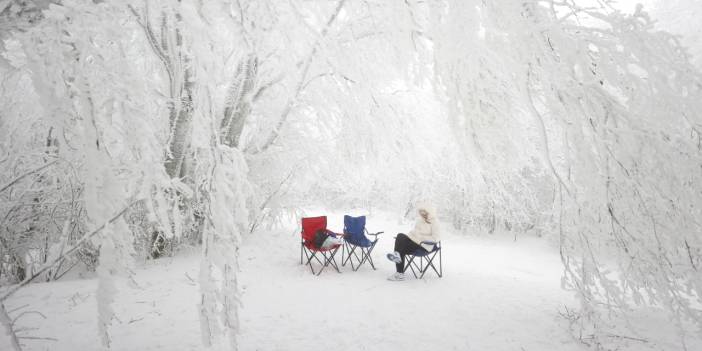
403,241 -> 442,279
301,239 -> 341,276
341,230 -> 383,271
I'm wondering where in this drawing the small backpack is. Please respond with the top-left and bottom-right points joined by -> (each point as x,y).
313,229 -> 330,248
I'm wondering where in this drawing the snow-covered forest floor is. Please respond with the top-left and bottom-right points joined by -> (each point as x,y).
2,212 -> 696,351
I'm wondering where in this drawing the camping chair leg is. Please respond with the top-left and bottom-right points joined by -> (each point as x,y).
419,254 -> 429,279
351,246 -> 359,270
353,248 -> 365,271
342,242 -> 376,271
345,247 -> 353,270
344,243 -> 350,269
342,242 -> 352,267
341,242 -> 347,266
360,247 -> 368,269
303,248 -> 320,275
404,255 -> 419,278
302,245 -> 329,276
367,248 -> 376,270
317,247 -> 341,276
403,249 -> 443,279
363,245 -> 377,270
351,247 -> 364,271
329,247 -> 341,273
359,244 -> 376,270
317,251 -> 329,276
343,244 -> 360,270
419,250 -> 442,279
317,252 -> 328,276
347,245 -> 364,271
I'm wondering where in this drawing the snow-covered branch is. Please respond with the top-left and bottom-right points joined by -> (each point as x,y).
0,159 -> 56,194
247,0 -> 347,155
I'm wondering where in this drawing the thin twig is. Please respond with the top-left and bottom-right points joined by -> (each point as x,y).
5,304 -> 28,314
684,240 -> 697,271
10,311 -> 47,327
128,317 -> 145,324
53,260 -> 80,281
0,303 -> 21,351
0,160 -> 57,194
17,336 -> 58,341
184,272 -> 196,285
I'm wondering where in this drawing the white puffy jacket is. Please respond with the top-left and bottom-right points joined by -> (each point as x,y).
407,206 -> 440,252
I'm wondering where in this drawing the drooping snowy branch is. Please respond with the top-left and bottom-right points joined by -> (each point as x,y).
429,0 -> 702,346
247,0 -> 347,155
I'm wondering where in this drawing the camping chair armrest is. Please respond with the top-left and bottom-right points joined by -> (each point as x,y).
327,230 -> 344,237
420,240 -> 441,249
366,231 -> 384,237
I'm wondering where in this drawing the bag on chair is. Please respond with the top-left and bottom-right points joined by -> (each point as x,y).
313,229 -> 330,249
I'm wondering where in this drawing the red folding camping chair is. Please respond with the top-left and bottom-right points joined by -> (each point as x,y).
300,216 -> 342,275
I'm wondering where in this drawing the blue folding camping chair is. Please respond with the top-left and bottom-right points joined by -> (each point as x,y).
404,241 -> 442,278
341,215 -> 383,271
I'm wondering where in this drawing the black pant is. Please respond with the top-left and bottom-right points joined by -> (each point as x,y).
394,233 -> 426,273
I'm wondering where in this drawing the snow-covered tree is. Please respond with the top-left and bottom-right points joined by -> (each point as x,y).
2,0 -> 701,349
630,0 -> 702,70
429,0 -> 702,347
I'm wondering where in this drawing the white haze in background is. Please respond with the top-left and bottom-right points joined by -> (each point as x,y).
615,0 -> 702,68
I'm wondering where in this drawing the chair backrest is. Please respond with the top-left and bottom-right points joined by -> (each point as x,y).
301,216 -> 327,242
343,215 -> 366,240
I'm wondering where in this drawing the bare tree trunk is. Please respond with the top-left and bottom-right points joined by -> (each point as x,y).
130,4 -> 197,250
130,4 -> 194,180
163,11 -> 194,180
220,54 -> 257,148
165,92 -> 194,179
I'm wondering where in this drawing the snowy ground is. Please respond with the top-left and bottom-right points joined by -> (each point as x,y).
1,212 -> 696,350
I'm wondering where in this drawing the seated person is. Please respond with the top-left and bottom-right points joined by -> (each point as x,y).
386,204 -> 440,281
